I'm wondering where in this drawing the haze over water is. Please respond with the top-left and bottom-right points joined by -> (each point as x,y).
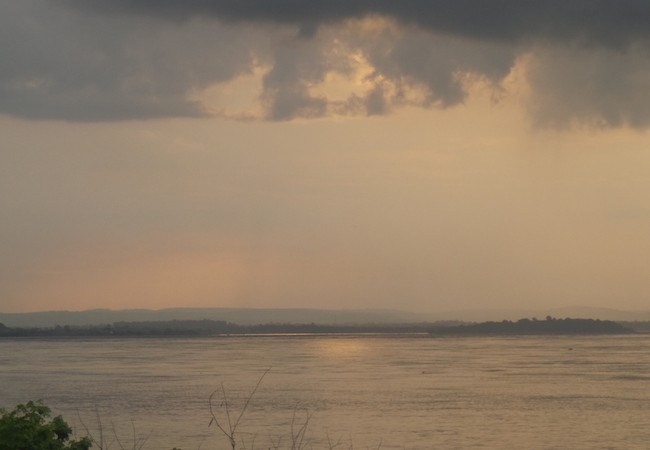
5,2 -> 650,316
2,334 -> 649,449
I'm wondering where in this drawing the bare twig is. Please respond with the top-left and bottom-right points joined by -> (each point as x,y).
233,368 -> 270,433
77,407 -> 111,450
326,431 -> 344,450
76,408 -> 150,450
290,406 -> 313,450
268,434 -> 283,449
208,368 -> 271,450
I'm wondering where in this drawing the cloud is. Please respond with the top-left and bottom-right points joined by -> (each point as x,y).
68,1 -> 650,45
526,43 -> 650,128
0,0 -> 260,121
3,1 -> 650,127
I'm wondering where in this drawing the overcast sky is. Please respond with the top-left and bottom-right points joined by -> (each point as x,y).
2,1 -> 650,314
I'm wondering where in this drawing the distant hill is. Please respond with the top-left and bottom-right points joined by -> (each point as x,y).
0,307 -> 432,328
1,306 -> 649,328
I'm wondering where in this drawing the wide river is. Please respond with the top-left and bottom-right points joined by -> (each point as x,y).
1,334 -> 650,449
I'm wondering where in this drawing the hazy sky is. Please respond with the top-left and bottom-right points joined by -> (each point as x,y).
2,1 -> 650,313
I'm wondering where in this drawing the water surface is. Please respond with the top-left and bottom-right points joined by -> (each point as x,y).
1,334 -> 649,449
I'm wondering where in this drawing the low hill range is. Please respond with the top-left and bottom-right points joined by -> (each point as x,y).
0,307 -> 427,328
1,306 -> 650,328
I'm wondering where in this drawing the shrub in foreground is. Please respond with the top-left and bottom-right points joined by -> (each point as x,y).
0,401 -> 92,450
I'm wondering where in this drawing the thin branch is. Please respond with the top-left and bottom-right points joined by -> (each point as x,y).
208,368 -> 271,450
221,382 -> 234,436
326,431 -> 343,450
290,406 -> 313,450
112,421 -> 126,450
208,390 -> 232,440
232,368 -> 271,434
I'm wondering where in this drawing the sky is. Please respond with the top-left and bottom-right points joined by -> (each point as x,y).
2,1 -> 650,314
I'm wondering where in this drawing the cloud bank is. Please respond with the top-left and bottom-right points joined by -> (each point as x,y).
3,1 -> 650,126
72,0 -> 650,46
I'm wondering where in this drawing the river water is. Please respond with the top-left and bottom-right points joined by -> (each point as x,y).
1,334 -> 650,449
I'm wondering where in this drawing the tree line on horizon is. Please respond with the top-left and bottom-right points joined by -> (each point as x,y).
429,316 -> 633,335
0,319 -> 456,337
0,316 -> 640,337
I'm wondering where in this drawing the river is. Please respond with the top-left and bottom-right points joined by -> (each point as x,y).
1,334 -> 649,449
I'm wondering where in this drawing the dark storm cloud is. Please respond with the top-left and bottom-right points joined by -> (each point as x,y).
526,43 -> 650,128
70,0 -> 650,47
0,0 -> 260,121
4,0 -> 650,126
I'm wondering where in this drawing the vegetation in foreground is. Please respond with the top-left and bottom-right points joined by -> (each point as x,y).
0,369 -> 333,450
0,401 -> 92,450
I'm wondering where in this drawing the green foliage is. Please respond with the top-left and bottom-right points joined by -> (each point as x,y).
0,401 -> 92,450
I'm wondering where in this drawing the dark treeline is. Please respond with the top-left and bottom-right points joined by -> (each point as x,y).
429,317 -> 634,335
617,321 -> 650,332
0,320 -> 461,337
0,317 -> 640,337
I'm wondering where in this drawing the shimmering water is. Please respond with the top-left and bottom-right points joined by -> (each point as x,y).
1,334 -> 650,449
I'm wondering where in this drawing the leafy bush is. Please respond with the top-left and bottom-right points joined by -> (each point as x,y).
0,401 -> 92,450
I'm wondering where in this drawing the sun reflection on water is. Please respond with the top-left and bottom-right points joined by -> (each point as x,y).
314,338 -> 371,359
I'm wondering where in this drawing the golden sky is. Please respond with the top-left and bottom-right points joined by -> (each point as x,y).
2,2 -> 650,313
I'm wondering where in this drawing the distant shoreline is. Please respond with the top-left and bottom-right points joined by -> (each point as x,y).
428,317 -> 634,336
0,317 -> 638,338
